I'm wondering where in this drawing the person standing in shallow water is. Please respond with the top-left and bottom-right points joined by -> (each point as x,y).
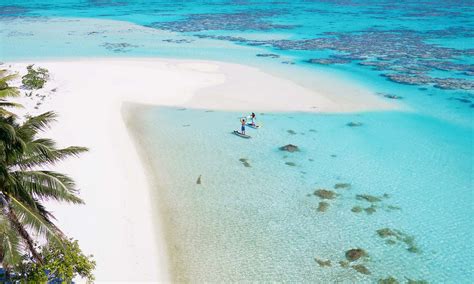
250,112 -> 256,126
241,118 -> 246,135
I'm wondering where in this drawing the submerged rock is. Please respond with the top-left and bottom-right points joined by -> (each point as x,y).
378,276 -> 399,284
256,53 -> 280,58
386,205 -> 401,211
196,175 -> 202,185
347,122 -> 363,127
377,228 -> 397,238
279,144 -> 299,152
285,161 -> 296,167
364,206 -> 377,215
314,189 -> 337,199
383,94 -> 403,100
356,194 -> 382,203
351,206 -> 363,213
334,183 -> 351,190
339,260 -> 349,268
407,246 -> 420,253
317,202 -> 329,212
314,258 -> 331,267
345,248 -> 367,261
352,264 -> 371,275
239,158 -> 251,168
287,129 -> 297,135
376,228 -> 420,253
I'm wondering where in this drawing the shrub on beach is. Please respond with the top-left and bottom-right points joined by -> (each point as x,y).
21,64 -> 49,90
13,239 -> 96,283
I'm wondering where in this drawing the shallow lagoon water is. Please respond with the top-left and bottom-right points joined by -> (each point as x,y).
130,105 -> 472,282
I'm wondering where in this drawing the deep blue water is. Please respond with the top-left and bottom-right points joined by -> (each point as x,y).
1,0 -> 472,282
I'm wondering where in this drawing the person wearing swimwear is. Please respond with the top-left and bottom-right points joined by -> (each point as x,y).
241,118 -> 246,135
250,112 -> 256,126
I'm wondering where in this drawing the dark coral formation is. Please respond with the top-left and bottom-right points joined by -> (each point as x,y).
149,11 -> 297,32
376,228 -> 420,253
386,205 -> 401,211
195,28 -> 474,90
285,161 -> 296,167
356,194 -> 382,203
239,158 -> 251,168
279,144 -> 299,152
364,205 -> 377,215
101,42 -> 140,53
352,264 -> 371,275
352,193 -> 398,214
0,5 -> 28,15
378,276 -> 399,284
345,248 -> 367,261
287,129 -> 297,135
378,92 -> 403,100
256,53 -> 280,58
351,206 -> 363,213
347,122 -> 363,127
314,189 -> 337,200
339,260 -> 349,268
317,202 -> 329,212
334,183 -> 351,190
162,38 -> 194,44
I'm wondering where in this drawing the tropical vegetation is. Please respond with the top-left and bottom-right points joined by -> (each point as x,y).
21,65 -> 49,90
0,67 -> 95,282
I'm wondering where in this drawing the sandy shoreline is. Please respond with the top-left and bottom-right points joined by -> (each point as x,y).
5,58 -> 399,281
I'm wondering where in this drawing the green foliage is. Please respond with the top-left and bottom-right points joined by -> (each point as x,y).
0,112 -> 88,269
15,238 -> 96,283
0,68 -> 94,282
21,65 -> 49,90
0,70 -> 22,117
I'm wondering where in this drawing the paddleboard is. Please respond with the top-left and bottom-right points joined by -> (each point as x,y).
233,130 -> 251,139
247,123 -> 260,129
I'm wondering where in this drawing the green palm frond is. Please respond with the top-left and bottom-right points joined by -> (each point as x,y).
15,144 -> 88,169
7,195 -> 64,245
0,109 -> 19,118
0,88 -> 20,99
0,119 -> 26,161
13,171 -> 84,204
17,112 -> 57,138
0,215 -> 22,267
0,101 -> 23,109
0,118 -> 19,142
0,74 -> 18,86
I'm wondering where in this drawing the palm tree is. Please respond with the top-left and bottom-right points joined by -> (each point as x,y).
0,70 -> 22,117
0,84 -> 88,269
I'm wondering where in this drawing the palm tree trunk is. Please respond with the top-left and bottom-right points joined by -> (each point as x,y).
6,205 -> 43,265
0,244 -> 4,265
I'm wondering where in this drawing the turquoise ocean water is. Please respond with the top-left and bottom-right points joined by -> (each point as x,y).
1,1 -> 472,282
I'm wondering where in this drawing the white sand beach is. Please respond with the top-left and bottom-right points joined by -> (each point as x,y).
5,58 -> 399,281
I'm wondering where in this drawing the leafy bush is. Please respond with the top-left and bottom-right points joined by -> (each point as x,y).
14,238 -> 96,283
21,65 -> 49,90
